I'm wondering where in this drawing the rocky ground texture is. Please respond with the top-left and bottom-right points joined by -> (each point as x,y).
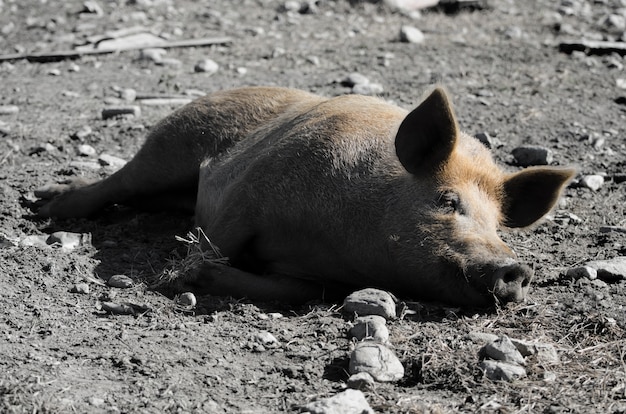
1,0 -> 625,412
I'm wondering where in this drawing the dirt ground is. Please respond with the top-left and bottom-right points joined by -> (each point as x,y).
1,0 -> 625,412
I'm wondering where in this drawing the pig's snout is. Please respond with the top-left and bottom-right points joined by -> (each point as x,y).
490,262 -> 533,303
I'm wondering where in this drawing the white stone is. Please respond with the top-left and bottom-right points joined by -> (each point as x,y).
512,145 -> 553,166
349,342 -> 404,382
194,58 -> 219,74
347,372 -> 375,391
566,266 -> 598,280
482,336 -> 526,366
349,315 -> 389,343
586,257 -> 626,281
580,175 -> 604,191
304,389 -> 374,414
344,288 -> 396,319
108,274 -> 134,288
479,360 -> 527,382
400,25 -> 425,43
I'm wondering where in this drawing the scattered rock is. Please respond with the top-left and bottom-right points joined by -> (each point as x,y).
139,48 -> 167,63
566,266 -> 598,280
349,315 -> 389,343
351,82 -> 384,95
101,106 -> 141,120
255,331 -> 280,348
176,292 -> 197,308
120,88 -> 137,102
71,125 -> 93,141
510,339 -> 559,364
98,153 -> 127,169
70,283 -> 90,294
481,336 -> 526,366
0,105 -> 19,115
580,174 -> 604,191
383,0 -> 438,12
347,372 -> 376,391
343,288 -> 396,320
77,144 -> 96,156
349,341 -> 404,382
303,389 -> 374,414
467,331 -> 499,344
512,145 -> 553,166
341,72 -> 370,88
107,274 -> 134,288
585,257 -> 626,281
479,360 -> 527,382
400,25 -> 425,43
194,58 -> 219,74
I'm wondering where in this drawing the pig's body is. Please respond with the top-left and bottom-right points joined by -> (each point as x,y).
37,87 -> 575,306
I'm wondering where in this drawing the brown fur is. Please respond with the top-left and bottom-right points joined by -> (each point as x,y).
36,86 -> 575,306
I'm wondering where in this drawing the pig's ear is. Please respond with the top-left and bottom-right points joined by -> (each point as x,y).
502,167 -> 576,228
395,87 -> 458,175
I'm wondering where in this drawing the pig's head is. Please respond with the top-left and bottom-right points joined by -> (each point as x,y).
387,88 -> 575,307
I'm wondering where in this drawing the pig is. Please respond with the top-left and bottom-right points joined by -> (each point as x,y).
35,86 -> 575,306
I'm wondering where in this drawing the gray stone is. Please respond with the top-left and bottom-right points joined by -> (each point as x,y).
77,144 -> 96,156
176,292 -> 197,308
98,153 -> 127,169
585,257 -> 626,281
349,315 -> 389,343
512,145 -> 553,166
467,331 -> 499,344
599,226 -> 626,234
120,88 -> 137,102
479,360 -> 527,382
580,174 -> 604,191
194,58 -> 219,75
475,132 -> 493,149
70,283 -> 90,294
481,336 -> 526,366
344,288 -> 396,319
255,331 -> 280,348
341,73 -> 370,88
304,389 -> 374,414
510,339 -> 559,364
400,26 -> 425,43
107,274 -> 134,288
101,106 -> 141,120
351,82 -> 384,96
566,266 -> 598,280
347,372 -> 375,391
349,342 -> 404,382
0,105 -> 19,115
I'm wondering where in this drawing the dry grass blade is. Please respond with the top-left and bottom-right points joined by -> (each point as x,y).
152,227 -> 229,288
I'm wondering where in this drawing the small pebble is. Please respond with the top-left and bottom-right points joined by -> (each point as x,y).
255,331 -> 280,348
194,58 -> 219,74
341,72 -> 370,88
176,292 -> 197,308
304,389 -> 374,414
347,372 -> 376,391
98,153 -> 127,169
349,341 -> 404,382
120,88 -> 137,102
475,132 -> 493,149
479,360 -> 527,382
352,83 -> 384,96
481,336 -> 526,366
101,302 -> 135,315
400,25 -> 425,43
71,125 -> 93,141
344,288 -> 396,320
47,68 -> 61,76
107,274 -> 134,288
70,283 -> 90,294
509,339 -> 559,364
0,105 -> 19,115
512,145 -> 553,166
77,144 -> 96,156
580,174 -> 604,191
68,63 -> 80,72
157,58 -> 183,67
139,48 -> 166,63
349,315 -> 389,343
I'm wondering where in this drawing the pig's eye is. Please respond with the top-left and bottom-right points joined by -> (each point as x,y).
438,191 -> 461,214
